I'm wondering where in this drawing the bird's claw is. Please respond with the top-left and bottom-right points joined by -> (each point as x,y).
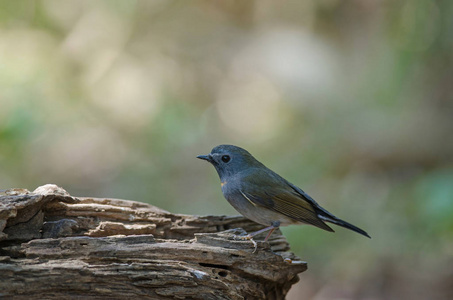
234,234 -> 258,253
243,234 -> 258,253
249,237 -> 258,253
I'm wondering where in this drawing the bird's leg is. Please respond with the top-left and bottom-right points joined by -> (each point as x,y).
247,221 -> 280,240
264,227 -> 277,242
243,221 -> 280,253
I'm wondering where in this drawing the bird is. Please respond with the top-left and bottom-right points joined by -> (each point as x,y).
197,144 -> 370,249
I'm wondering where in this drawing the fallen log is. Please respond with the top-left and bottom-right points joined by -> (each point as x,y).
0,184 -> 307,299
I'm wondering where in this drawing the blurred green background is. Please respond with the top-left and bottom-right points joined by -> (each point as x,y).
1,1 -> 452,299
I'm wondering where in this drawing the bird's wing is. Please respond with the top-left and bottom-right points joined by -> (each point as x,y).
286,182 -> 338,219
240,169 -> 334,232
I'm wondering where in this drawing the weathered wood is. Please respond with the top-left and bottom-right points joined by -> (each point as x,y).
0,184 -> 307,299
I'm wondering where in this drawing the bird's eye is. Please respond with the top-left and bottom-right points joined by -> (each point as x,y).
221,155 -> 231,163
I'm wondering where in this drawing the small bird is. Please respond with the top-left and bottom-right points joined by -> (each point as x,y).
197,145 -> 370,248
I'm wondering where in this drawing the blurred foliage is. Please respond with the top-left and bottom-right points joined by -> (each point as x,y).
1,0 -> 452,299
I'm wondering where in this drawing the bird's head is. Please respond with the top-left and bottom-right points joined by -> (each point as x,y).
197,144 -> 263,180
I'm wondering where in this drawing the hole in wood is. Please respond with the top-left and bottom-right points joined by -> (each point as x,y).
218,271 -> 228,277
198,262 -> 229,271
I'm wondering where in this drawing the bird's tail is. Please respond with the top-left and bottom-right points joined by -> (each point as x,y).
318,214 -> 371,238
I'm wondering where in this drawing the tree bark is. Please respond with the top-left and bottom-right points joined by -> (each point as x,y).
0,184 -> 307,300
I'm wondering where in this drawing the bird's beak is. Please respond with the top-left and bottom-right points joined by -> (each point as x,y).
197,154 -> 212,162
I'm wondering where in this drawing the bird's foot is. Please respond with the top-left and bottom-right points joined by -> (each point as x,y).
246,235 -> 258,253
233,234 -> 258,253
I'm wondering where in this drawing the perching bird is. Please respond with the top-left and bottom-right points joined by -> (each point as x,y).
197,145 -> 370,247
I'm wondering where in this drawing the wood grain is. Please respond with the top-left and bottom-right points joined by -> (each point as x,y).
0,184 -> 306,299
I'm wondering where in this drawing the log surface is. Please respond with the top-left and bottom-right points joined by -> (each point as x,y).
0,184 -> 307,299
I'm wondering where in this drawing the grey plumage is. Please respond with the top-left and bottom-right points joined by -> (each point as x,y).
197,144 -> 370,239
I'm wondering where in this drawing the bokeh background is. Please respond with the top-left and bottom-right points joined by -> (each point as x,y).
1,1 -> 452,299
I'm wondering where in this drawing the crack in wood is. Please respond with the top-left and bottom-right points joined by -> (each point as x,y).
0,184 -> 307,300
